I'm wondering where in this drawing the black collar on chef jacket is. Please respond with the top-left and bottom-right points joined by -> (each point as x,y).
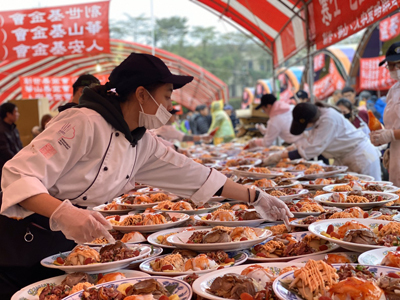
77,87 -> 146,147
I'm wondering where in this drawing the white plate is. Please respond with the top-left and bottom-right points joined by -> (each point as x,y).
92,204 -> 136,214
110,212 -> 190,233
127,244 -> 164,268
11,270 -> 150,300
194,213 -> 268,227
298,181 -> 331,190
245,231 -> 339,262
289,251 -> 359,264
331,172 -> 375,182
277,189 -> 309,202
231,167 -> 284,179
291,210 -> 382,228
358,246 -> 398,265
147,226 -> 211,249
114,192 -> 180,209
192,262 -> 305,300
139,250 -> 248,276
63,276 -> 192,300
222,158 -> 262,167
167,227 -> 272,251
84,234 -> 147,247
273,264 -> 400,300
40,245 -> 152,274
308,218 -> 392,252
291,206 -> 342,218
153,202 -> 222,215
300,166 -> 348,179
323,183 -> 399,193
314,191 -> 399,209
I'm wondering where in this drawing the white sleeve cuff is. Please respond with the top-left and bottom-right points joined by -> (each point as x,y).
190,169 -> 227,205
1,176 -> 49,219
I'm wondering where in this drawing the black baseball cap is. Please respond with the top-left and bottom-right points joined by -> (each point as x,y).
290,89 -> 308,100
255,94 -> 277,110
379,41 -> 400,66
290,103 -> 318,135
169,108 -> 180,115
108,53 -> 193,96
73,74 -> 100,89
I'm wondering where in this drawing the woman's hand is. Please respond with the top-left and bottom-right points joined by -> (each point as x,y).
50,200 -> 115,244
370,129 -> 394,146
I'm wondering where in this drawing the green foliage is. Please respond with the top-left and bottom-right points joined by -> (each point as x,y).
227,98 -> 242,110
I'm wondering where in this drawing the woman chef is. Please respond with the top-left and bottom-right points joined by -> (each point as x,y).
371,41 -> 400,187
264,102 -> 381,180
0,53 -> 292,298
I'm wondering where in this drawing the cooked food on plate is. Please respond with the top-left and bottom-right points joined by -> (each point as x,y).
187,227 -> 259,244
202,209 -> 262,221
101,201 -> 131,211
90,231 -> 146,245
326,192 -> 388,203
108,212 -> 179,226
299,207 -> 369,225
154,199 -> 216,211
225,158 -> 258,167
120,192 -> 171,205
381,250 -> 400,268
287,199 -> 325,213
324,253 -> 353,264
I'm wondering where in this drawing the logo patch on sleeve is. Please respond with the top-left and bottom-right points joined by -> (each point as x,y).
39,143 -> 57,159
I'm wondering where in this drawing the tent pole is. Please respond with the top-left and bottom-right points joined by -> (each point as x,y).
302,0 -> 314,103
272,40 -> 276,96
151,0 -> 155,55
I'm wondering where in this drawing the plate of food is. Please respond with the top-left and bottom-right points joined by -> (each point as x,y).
308,218 -> 399,252
289,251 -> 359,264
108,212 -> 190,233
323,182 -> 399,193
41,242 -> 152,274
152,199 -> 222,215
192,262 -> 305,300
167,227 -> 272,251
223,158 -> 262,167
113,191 -> 180,210
298,179 -> 337,190
299,165 -> 348,179
237,177 -> 301,188
314,191 -> 399,209
85,231 -> 147,246
11,270 -> 150,300
147,226 -> 211,249
263,188 -> 309,202
331,172 -> 375,182
194,209 -> 267,227
245,231 -> 339,262
62,276 -> 192,300
358,246 -> 400,266
232,166 -> 284,179
92,202 -> 136,214
273,261 -> 400,300
139,249 -> 248,276
291,207 -> 382,228
286,199 -> 342,218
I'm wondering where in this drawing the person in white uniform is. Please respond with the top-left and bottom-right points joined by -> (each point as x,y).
264,103 -> 381,180
371,41 -> 400,187
0,53 -> 292,298
245,94 -> 301,149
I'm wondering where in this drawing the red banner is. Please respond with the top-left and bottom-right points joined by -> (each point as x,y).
359,56 -> 396,90
314,53 -> 325,72
310,0 -> 399,50
313,60 -> 346,100
19,75 -> 108,110
379,12 -> 400,41
0,1 -> 110,60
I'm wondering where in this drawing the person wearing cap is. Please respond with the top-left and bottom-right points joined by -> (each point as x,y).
58,74 -> 100,112
371,41 -> 400,187
263,102 -> 381,180
291,90 -> 309,103
152,108 -> 212,144
209,100 -> 235,145
224,104 -> 240,133
245,94 -> 300,149
193,104 -> 211,135
0,53 -> 292,298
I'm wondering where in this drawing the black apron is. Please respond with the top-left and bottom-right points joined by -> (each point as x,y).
0,192 -> 76,298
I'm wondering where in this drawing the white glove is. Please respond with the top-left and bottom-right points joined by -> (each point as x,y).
245,138 -> 264,149
255,123 -> 267,134
251,188 -> 293,221
263,151 -> 282,165
200,134 -> 213,143
50,200 -> 115,244
383,148 -> 390,170
370,129 -> 395,146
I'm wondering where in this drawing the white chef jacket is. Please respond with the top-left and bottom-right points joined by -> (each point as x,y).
152,125 -> 185,142
383,81 -> 400,186
262,107 -> 301,147
1,108 -> 227,219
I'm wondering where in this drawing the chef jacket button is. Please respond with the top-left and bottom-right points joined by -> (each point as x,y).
126,175 -> 129,179
83,196 -> 87,201
104,167 -> 108,171
115,132 -> 120,137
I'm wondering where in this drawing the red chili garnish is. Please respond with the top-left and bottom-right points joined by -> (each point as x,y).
388,273 -> 400,278
125,286 -> 133,294
115,215 -> 120,221
254,245 -> 262,252
104,208 -> 109,211
159,296 -> 169,300
97,273 -> 103,281
319,244 -> 328,251
84,258 -> 94,265
363,212 -> 369,218
164,205 -> 169,209
217,266 -> 224,270
187,241 -> 194,244
240,237 -> 248,241
206,214 -> 212,220
161,265 -> 174,271
172,217 -> 177,222
330,232 -> 341,239
56,257 -> 64,264
133,250 -> 140,256
155,258 -> 160,262
378,224 -> 383,231
318,297 -> 332,300
326,224 -> 334,235
396,246 -> 400,251
240,292 -> 254,300
256,253 -> 267,257
238,217 -> 243,221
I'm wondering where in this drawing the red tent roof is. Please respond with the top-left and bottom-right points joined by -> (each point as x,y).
0,39 -> 228,111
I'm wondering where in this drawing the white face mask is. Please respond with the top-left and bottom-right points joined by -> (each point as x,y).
138,90 -> 172,130
390,69 -> 400,81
